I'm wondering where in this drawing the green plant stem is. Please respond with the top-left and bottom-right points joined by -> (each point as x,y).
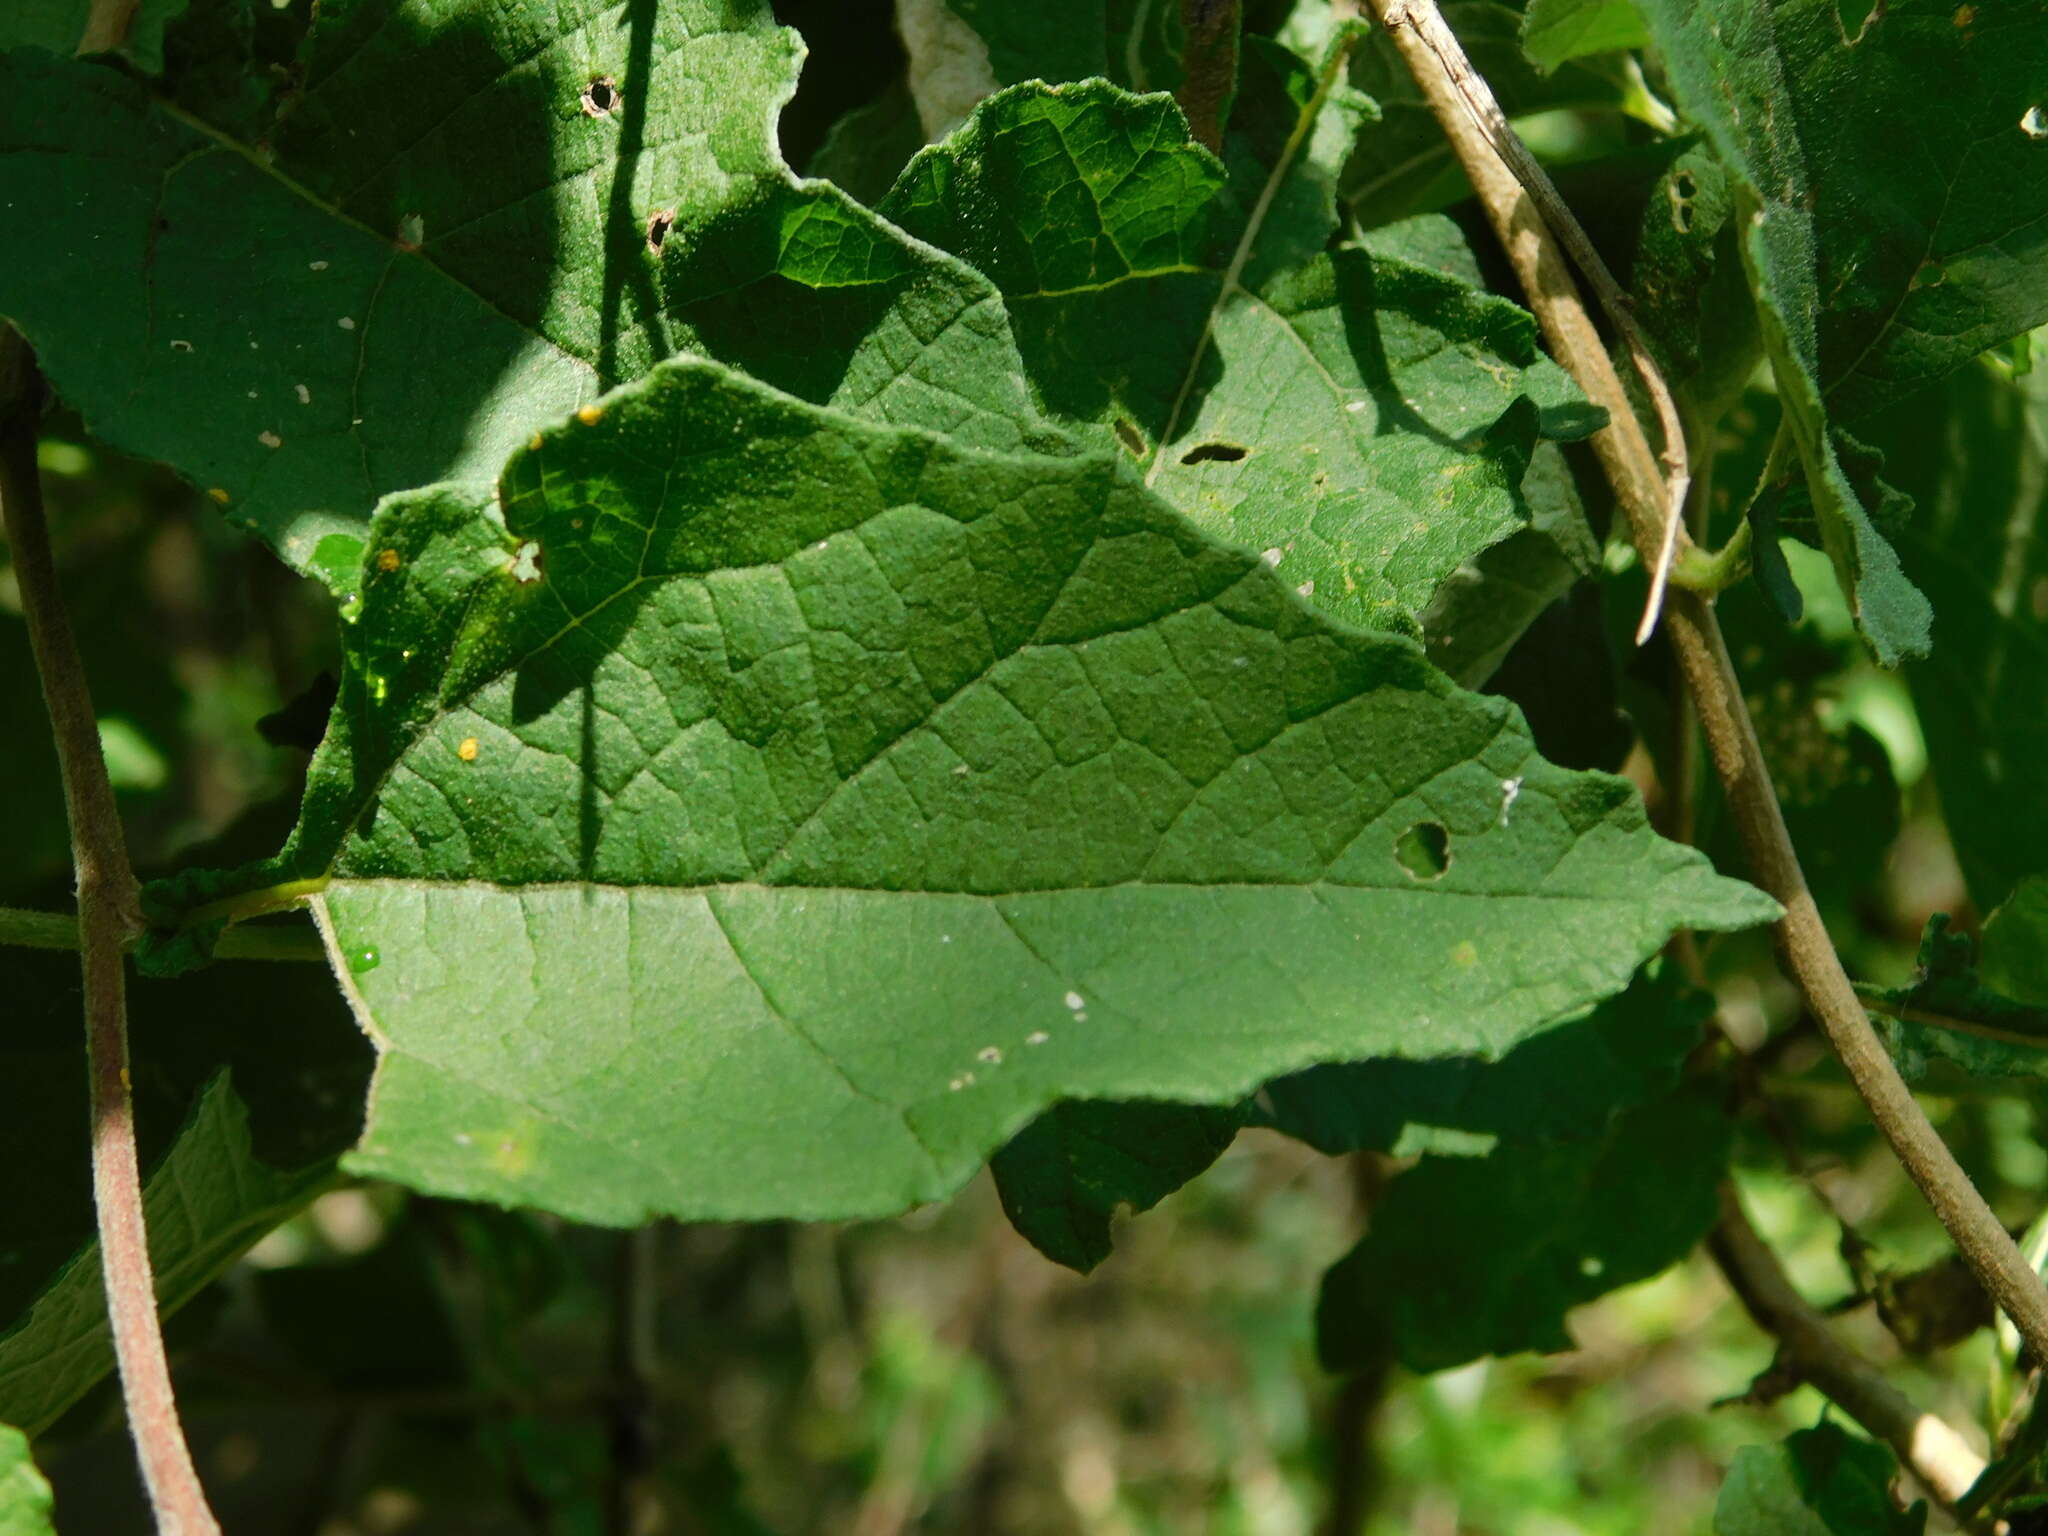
1363,0 -> 2048,1443
0,331 -> 220,1534
0,905 -> 326,962
1671,419 -> 1795,595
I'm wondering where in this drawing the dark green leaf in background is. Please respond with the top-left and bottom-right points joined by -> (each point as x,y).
1519,0 -> 1649,72
1712,1422 -> 1927,1536
1316,1083 -> 1731,1373
1878,349 -> 2048,913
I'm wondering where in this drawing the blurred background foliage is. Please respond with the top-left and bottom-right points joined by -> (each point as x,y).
4,0 -> 2041,1531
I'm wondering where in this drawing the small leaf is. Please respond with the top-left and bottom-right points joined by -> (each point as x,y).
1519,0 -> 1650,72
1872,901 -> 2048,1083
992,1100 -> 1247,1272
1713,1423 -> 1927,1536
1316,1083 -> 1731,1373
188,357 -> 1772,1226
0,1078 -> 339,1436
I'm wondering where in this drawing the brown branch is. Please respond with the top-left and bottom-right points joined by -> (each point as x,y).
1710,1184 -> 1984,1515
1373,0 -> 1691,641
1358,0 -> 2048,1378
0,331 -> 219,1535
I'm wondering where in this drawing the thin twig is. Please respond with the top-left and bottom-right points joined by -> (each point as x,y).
1709,1184 -> 1984,1515
1359,0 -> 2048,1378
0,330 -> 219,1535
1376,0 -> 1690,642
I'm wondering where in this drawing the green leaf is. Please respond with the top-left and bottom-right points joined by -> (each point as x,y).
1631,0 -> 2048,662
1520,0 -> 1650,71
1879,351 -> 2048,912
878,76 -> 1602,635
0,1076 -> 337,1436
1873,904 -> 2048,1083
805,78 -> 925,207
1315,1083 -> 1731,1373
0,0 -> 189,70
991,1100 -> 1246,1271
941,0 -> 1182,92
0,1426 -> 52,1536
215,356 -> 1770,1226
1255,961 -> 1708,1157
1713,1423 -> 1927,1536
0,0 -> 1041,585
0,941 -> 369,1435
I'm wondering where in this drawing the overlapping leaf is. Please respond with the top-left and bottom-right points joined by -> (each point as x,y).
0,0 -> 1042,584
195,357 -> 1777,1225
879,70 -> 1601,634
1633,0 -> 2048,663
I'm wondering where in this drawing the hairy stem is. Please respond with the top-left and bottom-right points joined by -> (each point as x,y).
1360,0 -> 2048,1373
0,331 -> 220,1535
1709,1184 -> 1983,1514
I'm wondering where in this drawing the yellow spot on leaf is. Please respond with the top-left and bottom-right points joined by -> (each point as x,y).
376,548 -> 402,573
207,487 -> 231,505
1451,940 -> 1478,968
529,432 -> 545,451
457,736 -> 479,762
577,405 -> 604,425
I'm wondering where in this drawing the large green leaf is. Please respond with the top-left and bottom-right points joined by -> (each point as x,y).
878,73 -> 1601,635
0,1427 -> 51,1536
1713,1424 -> 1927,1536
1633,0 -> 2048,663
0,0 -> 1041,585
1878,351 -> 2048,912
191,357 -> 1773,1225
1316,1084 -> 1731,1372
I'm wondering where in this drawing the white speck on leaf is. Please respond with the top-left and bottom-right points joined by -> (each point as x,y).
258,430 -> 282,448
338,316 -> 356,330
1064,991 -> 1085,1011
1296,580 -> 1315,597
2023,105 -> 2048,139
1260,547 -> 1283,567
310,259 -> 330,271
169,339 -> 193,352
1499,776 -> 1523,825
453,1133 -> 473,1147
295,384 -> 311,404
977,1046 -> 1003,1065
1026,1030 -> 1050,1046
952,763 -> 969,776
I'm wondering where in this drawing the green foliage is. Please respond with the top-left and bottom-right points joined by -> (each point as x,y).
5,0 -> 2048,1527
1713,1423 -> 1926,1536
1633,0 -> 2048,663
0,1426 -> 51,1536
1315,1083 -> 1731,1373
